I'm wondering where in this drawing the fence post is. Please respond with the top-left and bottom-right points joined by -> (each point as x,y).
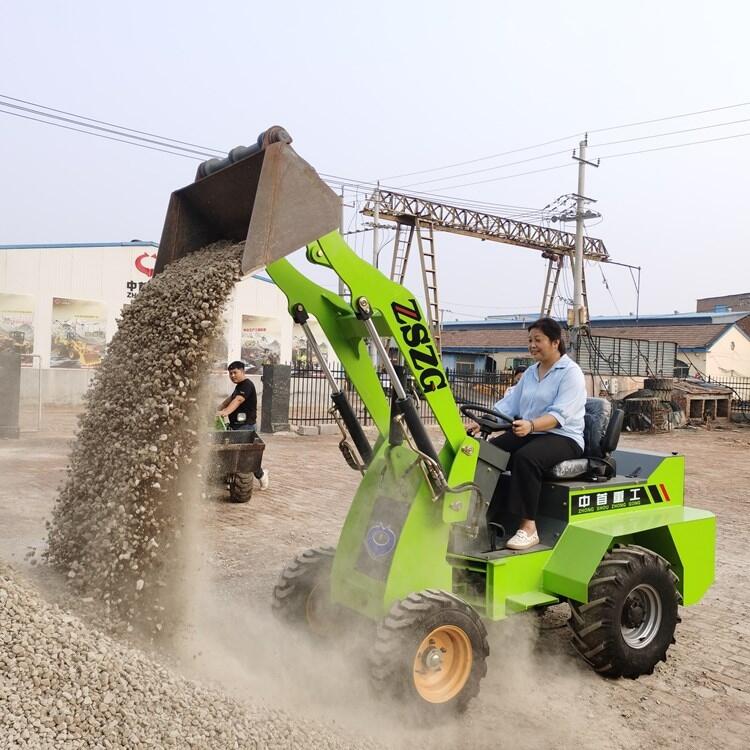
260,364 -> 291,433
0,352 -> 21,439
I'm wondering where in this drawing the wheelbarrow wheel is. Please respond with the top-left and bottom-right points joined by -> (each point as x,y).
369,589 -> 489,719
228,472 -> 253,503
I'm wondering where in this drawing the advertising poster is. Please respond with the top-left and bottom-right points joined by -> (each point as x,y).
240,315 -> 281,368
50,298 -> 107,368
0,293 -> 35,364
292,319 -> 331,370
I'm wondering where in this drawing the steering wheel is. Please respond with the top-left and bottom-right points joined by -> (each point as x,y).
460,403 -> 515,435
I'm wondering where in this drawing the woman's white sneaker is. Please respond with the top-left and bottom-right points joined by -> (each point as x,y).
506,529 -> 539,550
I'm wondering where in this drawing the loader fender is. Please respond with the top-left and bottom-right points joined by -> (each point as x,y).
543,505 -> 715,604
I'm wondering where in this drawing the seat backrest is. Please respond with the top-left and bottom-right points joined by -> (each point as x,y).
582,398 -> 612,458
546,399 -> 622,482
601,407 -> 624,454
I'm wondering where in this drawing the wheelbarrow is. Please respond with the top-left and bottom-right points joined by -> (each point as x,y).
210,428 -> 266,503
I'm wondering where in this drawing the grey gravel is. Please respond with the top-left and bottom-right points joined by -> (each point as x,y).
0,562 -> 381,749
46,242 -> 243,635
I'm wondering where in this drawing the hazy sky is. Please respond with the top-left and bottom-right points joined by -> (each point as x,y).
2,1 -> 748,320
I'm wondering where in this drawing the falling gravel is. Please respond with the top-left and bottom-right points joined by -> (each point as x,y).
0,562 -> 381,750
45,241 -> 243,635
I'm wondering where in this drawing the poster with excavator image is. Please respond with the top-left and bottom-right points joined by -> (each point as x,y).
240,315 -> 281,369
0,293 -> 35,365
50,298 -> 107,368
292,318 -> 332,371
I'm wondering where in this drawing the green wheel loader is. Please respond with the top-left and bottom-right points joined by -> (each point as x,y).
154,126 -> 715,716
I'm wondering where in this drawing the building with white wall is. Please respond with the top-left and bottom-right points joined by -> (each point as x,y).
0,241 -> 326,404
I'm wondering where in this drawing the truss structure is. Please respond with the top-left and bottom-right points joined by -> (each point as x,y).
363,190 -> 609,260
362,190 -> 609,331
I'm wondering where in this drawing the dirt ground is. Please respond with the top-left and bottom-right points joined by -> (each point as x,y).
2,407 -> 750,749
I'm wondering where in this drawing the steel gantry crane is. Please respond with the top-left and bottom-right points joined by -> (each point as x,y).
362,190 -> 610,348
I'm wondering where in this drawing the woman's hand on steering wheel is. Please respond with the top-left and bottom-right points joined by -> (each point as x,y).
511,418 -> 535,437
459,403 -> 515,436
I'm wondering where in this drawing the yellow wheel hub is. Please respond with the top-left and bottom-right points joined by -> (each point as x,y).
412,625 -> 473,703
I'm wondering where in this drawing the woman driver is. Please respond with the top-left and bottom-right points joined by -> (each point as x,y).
488,317 -> 586,550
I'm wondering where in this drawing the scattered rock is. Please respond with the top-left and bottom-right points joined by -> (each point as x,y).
0,562 -> 380,750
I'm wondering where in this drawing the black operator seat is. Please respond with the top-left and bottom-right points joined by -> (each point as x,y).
546,397 -> 625,481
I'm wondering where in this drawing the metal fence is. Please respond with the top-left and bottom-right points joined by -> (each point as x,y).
707,375 -> 750,416
289,366 -> 514,425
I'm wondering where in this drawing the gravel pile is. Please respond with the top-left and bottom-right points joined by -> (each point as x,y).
45,242 -> 243,635
0,562 -> 381,750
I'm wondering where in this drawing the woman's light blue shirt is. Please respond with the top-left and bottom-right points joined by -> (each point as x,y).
492,354 -> 586,449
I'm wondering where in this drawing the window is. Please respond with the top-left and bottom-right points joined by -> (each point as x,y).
456,356 -> 476,375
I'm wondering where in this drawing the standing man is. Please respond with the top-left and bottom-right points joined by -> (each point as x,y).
217,360 -> 269,489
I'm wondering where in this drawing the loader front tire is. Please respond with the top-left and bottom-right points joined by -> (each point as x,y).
568,544 -> 680,678
272,547 -> 339,637
228,472 -> 253,503
369,590 -> 488,718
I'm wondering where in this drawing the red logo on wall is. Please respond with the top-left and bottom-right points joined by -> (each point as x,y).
135,252 -> 157,278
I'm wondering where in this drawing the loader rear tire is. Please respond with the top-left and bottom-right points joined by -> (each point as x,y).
228,472 -> 253,503
272,547 -> 339,637
369,589 -> 488,719
568,544 -> 680,678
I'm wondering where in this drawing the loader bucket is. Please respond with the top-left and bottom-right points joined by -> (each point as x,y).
153,126 -> 340,277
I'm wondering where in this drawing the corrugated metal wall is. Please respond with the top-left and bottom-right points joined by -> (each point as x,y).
576,335 -> 676,377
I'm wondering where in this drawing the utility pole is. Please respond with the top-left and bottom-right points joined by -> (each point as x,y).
338,187 -> 346,298
570,136 -> 599,360
372,181 -> 380,269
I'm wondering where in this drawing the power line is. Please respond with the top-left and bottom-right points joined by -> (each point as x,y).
11,94 -> 748,225
398,148 -> 571,189
429,162 -> 573,191
381,101 -> 750,181
596,262 -> 622,316
0,102 -> 217,158
595,117 -> 750,149
0,107 -> 207,161
594,130 -> 750,161
381,136 -> 586,181
0,93 -> 225,155
321,173 -> 551,216
399,117 -> 750,190
0,94 -> 554,217
321,172 -> 544,213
